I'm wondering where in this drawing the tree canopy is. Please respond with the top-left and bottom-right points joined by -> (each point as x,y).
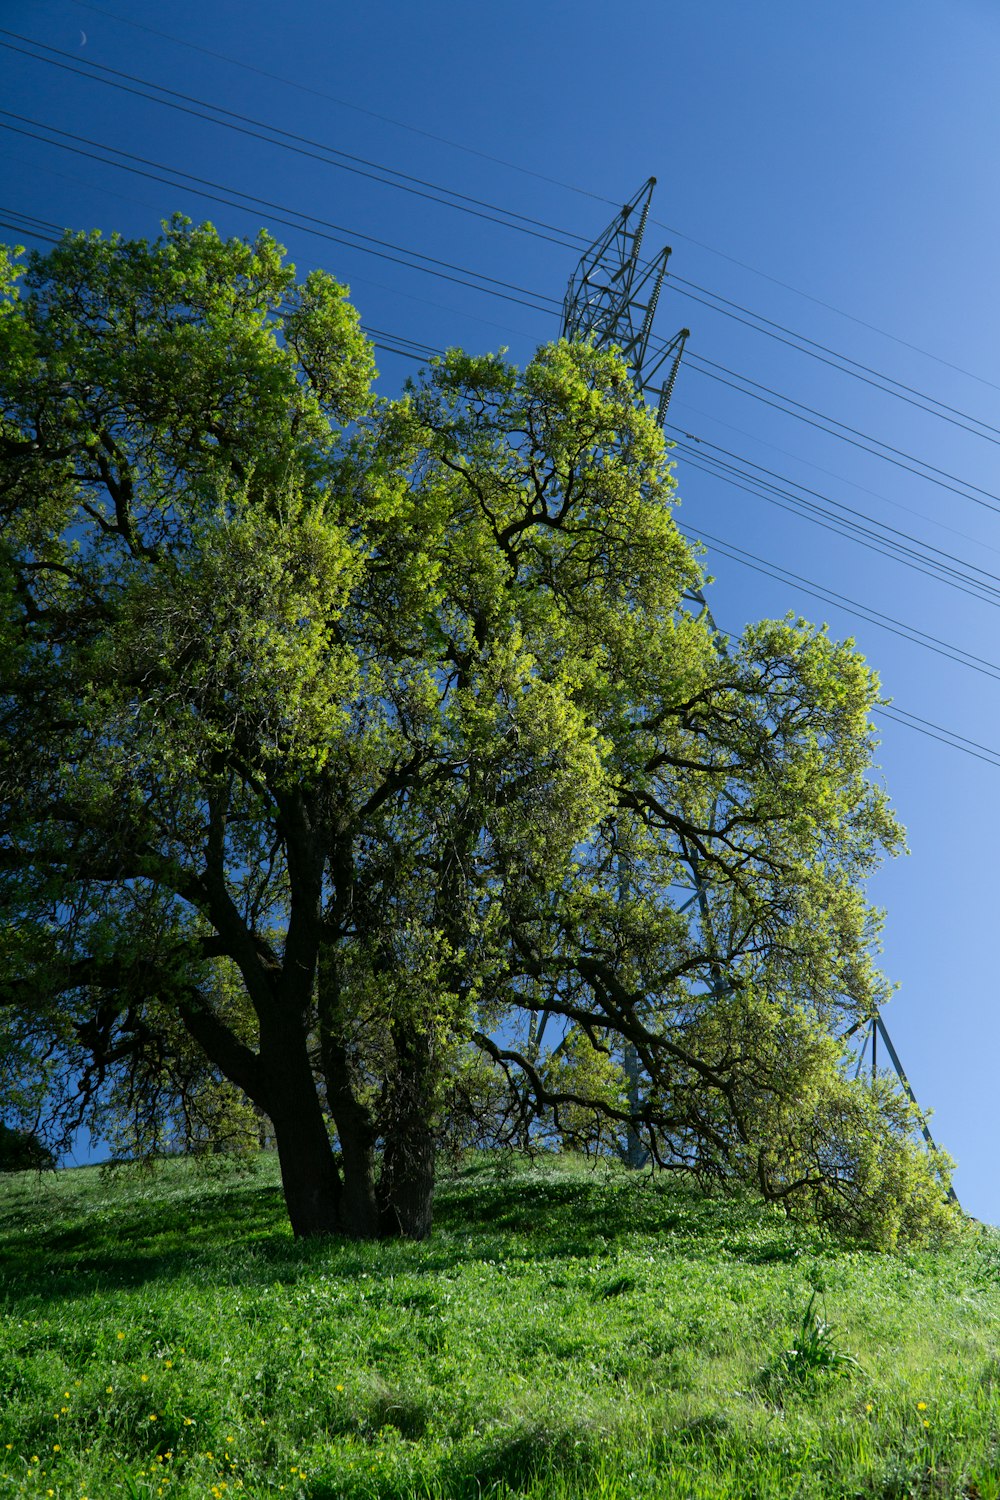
0,220 -> 956,1246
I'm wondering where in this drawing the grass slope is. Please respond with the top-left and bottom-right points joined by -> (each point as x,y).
0,1154 -> 998,1499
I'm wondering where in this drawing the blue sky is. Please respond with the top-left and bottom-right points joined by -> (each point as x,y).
3,0 -> 999,1220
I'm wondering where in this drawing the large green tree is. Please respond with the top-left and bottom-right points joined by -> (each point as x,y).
0,222 -> 953,1244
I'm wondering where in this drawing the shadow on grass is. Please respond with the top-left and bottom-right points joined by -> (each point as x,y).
435,1159 -> 818,1262
0,1154 -> 829,1309
304,1419 -> 603,1500
0,1178 -> 291,1296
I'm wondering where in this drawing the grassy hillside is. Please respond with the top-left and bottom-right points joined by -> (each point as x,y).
0,1155 -> 998,1499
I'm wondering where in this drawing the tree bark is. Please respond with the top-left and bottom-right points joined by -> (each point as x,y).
271,1095 -> 344,1238
378,1021 -> 437,1240
322,1033 -> 380,1240
259,1012 -> 345,1239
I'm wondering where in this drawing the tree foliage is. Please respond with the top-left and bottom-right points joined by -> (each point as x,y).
0,220 -> 956,1242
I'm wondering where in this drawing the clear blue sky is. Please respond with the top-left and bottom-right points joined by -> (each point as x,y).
3,0 -> 999,1220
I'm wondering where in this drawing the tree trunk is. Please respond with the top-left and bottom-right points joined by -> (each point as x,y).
378,1022 -> 437,1240
322,1034 -> 380,1240
179,991 -> 346,1237
271,1098 -> 344,1238
261,1015 -> 346,1239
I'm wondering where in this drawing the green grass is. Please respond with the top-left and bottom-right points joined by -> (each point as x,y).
1,1153 -> 999,1498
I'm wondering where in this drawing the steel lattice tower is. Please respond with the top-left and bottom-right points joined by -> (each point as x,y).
560,179 -> 954,1196
561,177 -> 689,423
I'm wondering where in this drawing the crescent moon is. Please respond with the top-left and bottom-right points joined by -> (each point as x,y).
79,29 -> 87,45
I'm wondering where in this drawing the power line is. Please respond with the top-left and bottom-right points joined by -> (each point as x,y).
67,0 -> 615,208
10,26 -> 1000,488
679,452 -> 1000,610
681,523 -> 1000,682
0,109 -> 560,317
59,0 -> 1000,394
648,222 -> 1000,398
11,23 -> 1000,458
668,274 -> 1000,449
0,218 -> 59,245
873,704 -> 1000,768
668,433 -> 1000,609
0,31 -> 587,255
669,397 -> 1000,563
683,351 -> 1000,516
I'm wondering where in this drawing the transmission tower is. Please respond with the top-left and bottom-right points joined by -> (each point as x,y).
562,177 -> 689,426
560,179 -> 955,1198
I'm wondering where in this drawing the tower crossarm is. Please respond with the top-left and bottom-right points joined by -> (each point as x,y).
562,178 -> 657,350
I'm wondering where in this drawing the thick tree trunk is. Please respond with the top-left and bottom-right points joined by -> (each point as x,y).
322,1035 -> 380,1240
271,1099 -> 344,1238
260,1014 -> 346,1239
378,1022 -> 437,1240
178,991 -> 345,1236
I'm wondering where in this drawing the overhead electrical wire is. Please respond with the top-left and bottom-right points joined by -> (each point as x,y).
873,705 -> 1000,768
680,350 -> 1000,515
666,432 -> 1000,608
56,0 -> 1000,395
67,0 -> 616,208
7,92 -> 1000,536
0,108 -> 560,317
0,31 -> 588,254
669,400 -> 1000,563
667,274 -> 1000,448
6,27 -> 1000,463
0,209 -> 61,245
677,522 -> 1000,682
